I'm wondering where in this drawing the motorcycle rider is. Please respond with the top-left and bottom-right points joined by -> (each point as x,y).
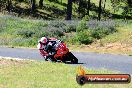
37,37 -> 57,61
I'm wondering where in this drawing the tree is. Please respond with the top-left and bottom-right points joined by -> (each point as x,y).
127,0 -> 132,7
110,0 -> 132,18
0,0 -> 3,11
110,0 -> 121,13
123,0 -> 132,18
6,0 -> 12,13
103,0 -> 106,9
87,0 -> 90,15
31,0 -> 36,12
98,0 -> 102,20
66,0 -> 73,20
39,0 -> 43,8
78,0 -> 88,17
78,0 -> 83,16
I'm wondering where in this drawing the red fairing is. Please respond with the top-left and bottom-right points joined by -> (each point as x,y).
39,37 -> 69,61
54,42 -> 69,60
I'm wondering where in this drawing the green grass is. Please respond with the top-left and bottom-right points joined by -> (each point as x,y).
0,15 -> 117,47
91,0 -> 126,15
0,15 -> 48,47
0,15 -> 131,55
0,58 -> 131,88
101,24 -> 132,46
68,23 -> 132,55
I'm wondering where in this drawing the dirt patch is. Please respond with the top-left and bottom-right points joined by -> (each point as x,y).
0,58 -> 29,66
103,43 -> 132,51
70,43 -> 132,55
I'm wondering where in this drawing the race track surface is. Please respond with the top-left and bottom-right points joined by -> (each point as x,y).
0,47 -> 132,74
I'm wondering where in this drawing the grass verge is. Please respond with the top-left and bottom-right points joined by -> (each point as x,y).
69,24 -> 132,55
0,57 -> 131,88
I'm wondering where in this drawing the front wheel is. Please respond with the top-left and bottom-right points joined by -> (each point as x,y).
67,52 -> 78,64
71,57 -> 78,64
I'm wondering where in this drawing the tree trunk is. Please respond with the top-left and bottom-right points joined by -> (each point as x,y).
61,0 -> 62,4
31,0 -> 36,12
7,0 -> 12,13
103,0 -> 106,9
98,0 -> 102,20
66,0 -> 72,20
127,0 -> 132,7
0,0 -> 2,11
39,0 -> 43,8
87,0 -> 90,15
78,0 -> 82,15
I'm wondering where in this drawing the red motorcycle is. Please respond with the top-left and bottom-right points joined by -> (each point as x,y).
42,38 -> 78,64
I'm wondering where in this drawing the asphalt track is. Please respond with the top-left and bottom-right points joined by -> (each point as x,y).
0,47 -> 132,74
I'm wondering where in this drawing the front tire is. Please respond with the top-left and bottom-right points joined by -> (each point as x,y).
71,58 -> 78,64
68,52 -> 78,64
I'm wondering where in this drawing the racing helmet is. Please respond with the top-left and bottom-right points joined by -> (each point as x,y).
40,37 -> 48,44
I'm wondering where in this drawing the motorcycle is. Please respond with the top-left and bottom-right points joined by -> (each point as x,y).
40,38 -> 78,64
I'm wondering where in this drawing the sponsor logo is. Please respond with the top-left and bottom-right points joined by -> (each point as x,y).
76,66 -> 131,85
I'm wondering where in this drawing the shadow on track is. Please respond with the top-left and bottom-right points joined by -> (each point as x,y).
65,62 -> 85,65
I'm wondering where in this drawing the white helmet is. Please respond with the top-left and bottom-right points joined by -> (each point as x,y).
40,37 -> 48,44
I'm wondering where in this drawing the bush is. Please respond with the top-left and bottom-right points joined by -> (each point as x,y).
91,27 -> 117,39
64,24 -> 76,33
82,15 -> 89,21
46,27 -> 64,37
76,20 -> 87,33
15,29 -> 35,38
11,38 -> 37,47
77,30 -> 93,44
34,31 -> 48,38
69,36 -> 79,45
76,15 -> 89,33
91,28 -> 106,39
108,26 -> 117,33
0,15 -> 120,47
49,21 -> 66,28
53,29 -> 64,37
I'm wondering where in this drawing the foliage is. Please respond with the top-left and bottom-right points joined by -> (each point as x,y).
76,19 -> 87,33
76,15 -> 90,33
49,28 -> 64,37
49,21 -> 66,28
64,24 -> 76,33
82,15 -> 90,21
77,30 -> 93,44
0,15 -> 119,47
91,27 -> 116,39
15,29 -> 35,38
0,0 -> 132,20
